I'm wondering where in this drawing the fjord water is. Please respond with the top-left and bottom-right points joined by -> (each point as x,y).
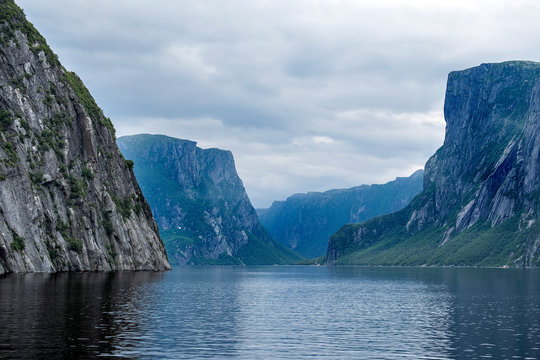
0,266 -> 539,359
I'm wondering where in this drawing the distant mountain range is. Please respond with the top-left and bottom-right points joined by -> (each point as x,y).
3,0 -> 537,270
257,170 -> 424,258
327,61 -> 540,267
118,134 -> 302,265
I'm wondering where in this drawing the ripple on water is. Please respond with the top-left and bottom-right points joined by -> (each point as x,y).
0,266 -> 539,359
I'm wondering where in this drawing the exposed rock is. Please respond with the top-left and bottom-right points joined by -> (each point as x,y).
117,134 -> 302,265
0,0 -> 170,273
327,61 -> 540,267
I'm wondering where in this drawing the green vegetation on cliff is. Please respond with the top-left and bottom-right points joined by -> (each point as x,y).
327,61 -> 540,267
258,170 -> 423,258
0,0 -> 170,273
332,212 -> 535,267
0,0 -> 59,66
118,134 -> 303,265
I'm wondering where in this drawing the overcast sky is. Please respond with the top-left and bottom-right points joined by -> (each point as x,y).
17,0 -> 540,207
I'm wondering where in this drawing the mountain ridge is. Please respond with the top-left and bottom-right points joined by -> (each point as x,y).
0,0 -> 170,273
327,61 -> 540,267
258,169 -> 423,257
117,133 -> 302,265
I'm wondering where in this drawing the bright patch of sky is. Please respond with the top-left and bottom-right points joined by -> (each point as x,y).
17,0 -> 540,207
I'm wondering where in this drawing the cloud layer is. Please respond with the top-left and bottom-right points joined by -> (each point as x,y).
18,0 -> 540,207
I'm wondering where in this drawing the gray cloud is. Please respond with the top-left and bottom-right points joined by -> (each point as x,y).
17,0 -> 540,207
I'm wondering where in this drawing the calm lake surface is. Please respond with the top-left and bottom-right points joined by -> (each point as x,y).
1,266 -> 539,359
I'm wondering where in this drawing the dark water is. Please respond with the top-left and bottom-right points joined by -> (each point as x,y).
0,266 -> 539,359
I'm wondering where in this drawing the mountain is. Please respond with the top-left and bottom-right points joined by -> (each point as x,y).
327,61 -> 540,267
0,1 -> 170,273
257,170 -> 424,258
117,134 -> 302,265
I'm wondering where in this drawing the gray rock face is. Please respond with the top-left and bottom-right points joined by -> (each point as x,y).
0,1 -> 170,273
258,170 -> 423,258
422,62 -> 540,230
117,134 -> 301,265
327,61 -> 540,267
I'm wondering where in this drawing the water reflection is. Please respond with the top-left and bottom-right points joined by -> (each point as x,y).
441,269 -> 540,360
107,267 -> 244,358
0,267 -> 539,359
0,271 -> 164,358
329,266 -> 540,359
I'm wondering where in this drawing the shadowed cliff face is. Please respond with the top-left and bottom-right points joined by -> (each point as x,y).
0,0 -> 170,273
328,61 -> 540,267
117,134 -> 302,265
257,170 -> 424,258
422,62 -> 540,231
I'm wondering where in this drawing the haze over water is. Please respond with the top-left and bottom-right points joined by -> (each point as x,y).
1,266 -> 539,359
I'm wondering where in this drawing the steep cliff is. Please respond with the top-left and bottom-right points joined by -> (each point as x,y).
0,0 -> 170,273
257,170 -> 423,258
328,61 -> 540,267
117,134 -> 302,265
